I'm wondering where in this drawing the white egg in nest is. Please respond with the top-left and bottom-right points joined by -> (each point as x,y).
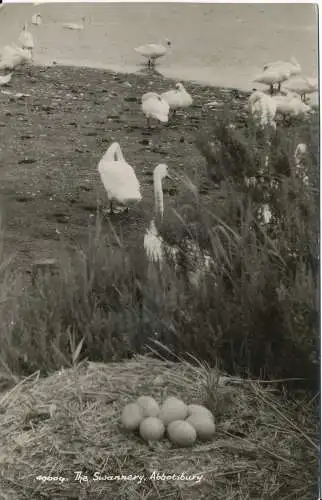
139,417 -> 165,442
187,404 -> 214,421
158,396 -> 188,425
167,420 -> 197,447
136,395 -> 160,417
185,414 -> 216,441
121,403 -> 143,431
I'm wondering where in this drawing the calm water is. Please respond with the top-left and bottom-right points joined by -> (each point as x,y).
0,3 -> 318,91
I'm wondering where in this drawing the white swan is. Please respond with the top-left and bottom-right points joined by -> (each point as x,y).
0,72 -> 13,86
98,142 -> 142,214
141,92 -> 170,128
144,164 -> 177,267
263,57 -> 301,77
62,22 -> 84,31
248,90 -> 277,128
18,23 -> 34,54
161,82 -> 193,115
0,45 -> 32,70
284,76 -> 318,101
135,39 -> 171,67
31,13 -> 42,26
272,91 -> 312,118
254,66 -> 291,94
144,165 -> 214,286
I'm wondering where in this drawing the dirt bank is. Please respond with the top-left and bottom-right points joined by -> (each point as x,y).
0,64 -> 247,274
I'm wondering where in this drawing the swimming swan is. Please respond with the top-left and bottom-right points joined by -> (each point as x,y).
62,22 -> 84,30
0,45 -> 32,70
18,23 -> 34,54
31,13 -> 42,26
141,92 -> 170,128
135,39 -> 171,67
161,82 -> 193,115
98,142 -> 142,214
248,90 -> 277,128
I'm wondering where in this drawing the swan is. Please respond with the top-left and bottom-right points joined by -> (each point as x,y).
0,72 -> 13,86
254,66 -> 291,94
18,23 -> 34,54
62,22 -> 84,30
0,45 -> 32,70
161,82 -> 193,115
272,91 -> 312,118
144,165 -> 214,286
141,92 -> 170,128
248,90 -> 277,128
284,76 -> 318,101
31,13 -> 42,26
98,142 -> 142,214
263,57 -> 301,77
135,39 -> 171,67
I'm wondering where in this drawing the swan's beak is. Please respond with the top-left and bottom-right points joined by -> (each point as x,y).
166,173 -> 173,180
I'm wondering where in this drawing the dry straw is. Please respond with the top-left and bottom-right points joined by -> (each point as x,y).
0,353 -> 317,499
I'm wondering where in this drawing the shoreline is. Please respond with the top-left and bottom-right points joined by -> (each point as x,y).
33,59 -> 253,95
35,57 -> 256,94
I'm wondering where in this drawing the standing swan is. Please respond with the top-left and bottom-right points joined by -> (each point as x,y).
135,39 -> 171,67
144,164 -> 176,266
284,76 -> 318,101
18,23 -> 34,56
263,57 -> 301,77
0,45 -> 32,70
254,66 -> 291,95
272,91 -> 312,118
98,142 -> 142,214
161,82 -> 193,116
144,165 -> 214,286
141,92 -> 170,128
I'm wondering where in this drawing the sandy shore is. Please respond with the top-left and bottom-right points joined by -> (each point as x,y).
0,64 -> 248,273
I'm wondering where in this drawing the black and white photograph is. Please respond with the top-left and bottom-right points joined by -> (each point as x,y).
0,1 -> 319,498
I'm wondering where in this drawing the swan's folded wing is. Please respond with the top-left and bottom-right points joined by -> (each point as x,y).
98,161 -> 141,199
142,96 -> 169,118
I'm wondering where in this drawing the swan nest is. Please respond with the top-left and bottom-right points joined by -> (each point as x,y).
0,355 -> 316,499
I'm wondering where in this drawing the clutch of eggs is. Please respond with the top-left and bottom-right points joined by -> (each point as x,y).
120,395 -> 215,446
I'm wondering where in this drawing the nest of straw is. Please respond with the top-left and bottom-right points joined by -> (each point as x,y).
0,355 -> 317,499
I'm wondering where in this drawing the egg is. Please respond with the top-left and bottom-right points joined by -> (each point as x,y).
187,404 -> 214,421
158,397 -> 188,425
139,417 -> 165,442
136,396 -> 160,417
185,414 -> 216,441
121,403 -> 143,431
167,420 -> 197,447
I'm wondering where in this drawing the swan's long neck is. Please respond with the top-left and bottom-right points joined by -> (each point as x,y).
153,170 -> 164,220
110,143 -> 125,162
